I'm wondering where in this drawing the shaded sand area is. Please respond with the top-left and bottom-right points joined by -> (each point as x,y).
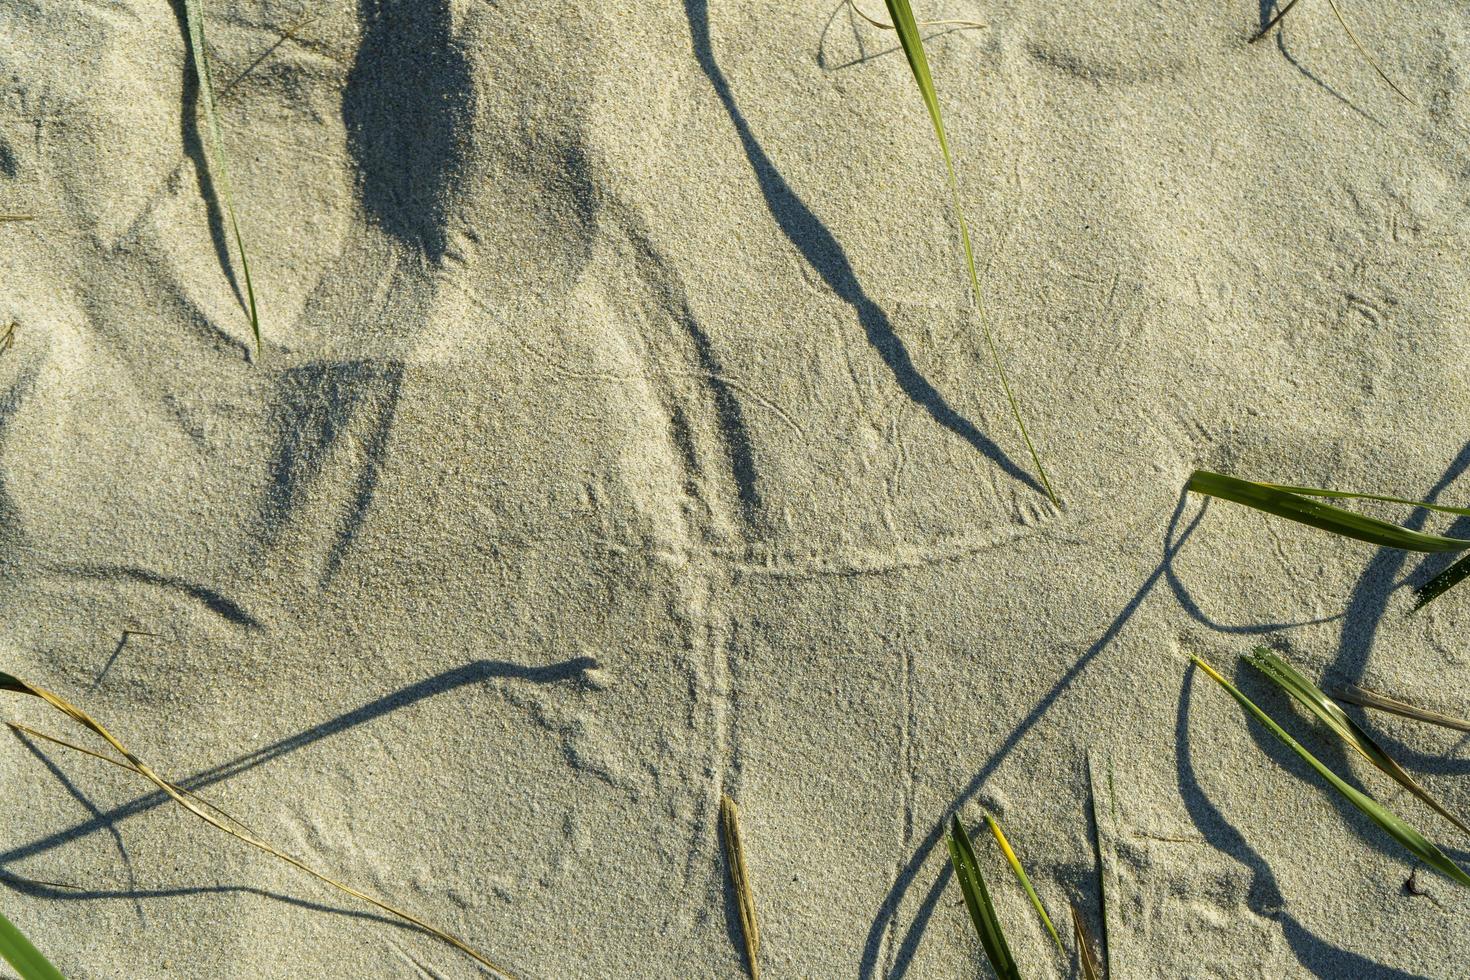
3,1 -> 1470,976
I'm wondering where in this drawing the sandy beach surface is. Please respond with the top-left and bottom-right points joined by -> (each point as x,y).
3,1 -> 1470,977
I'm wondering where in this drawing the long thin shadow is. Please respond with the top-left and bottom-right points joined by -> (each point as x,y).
1289,441 -> 1470,860
11,731 -> 145,924
1164,496 -> 1346,635
260,360 -> 405,586
684,0 -> 1046,498
168,0 -> 247,314
51,564 -> 261,632
0,657 -> 597,867
860,497 -> 1204,978
0,872 -> 419,934
1176,667 -> 1425,978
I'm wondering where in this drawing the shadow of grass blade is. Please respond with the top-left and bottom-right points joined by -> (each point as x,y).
0,671 -> 514,976
984,815 -> 1062,957
947,815 -> 1021,980
1069,903 -> 1103,980
1187,471 -> 1470,553
720,795 -> 760,980
182,0 -> 262,353
1246,649 -> 1470,837
1190,655 -> 1470,887
0,910 -> 64,980
880,0 -> 1056,505
1337,685 -> 1470,733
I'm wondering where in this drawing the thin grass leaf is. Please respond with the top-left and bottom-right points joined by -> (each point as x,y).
1246,0 -> 1412,102
1320,0 -> 1414,104
1337,685 -> 1470,734
0,671 -> 513,976
1187,471 -> 1470,553
1069,902 -> 1103,980
7,721 -> 261,836
1415,554 -> 1470,610
1256,482 -> 1470,518
720,795 -> 760,980
0,215 -> 33,223
880,0 -> 1057,505
1245,649 -> 1470,837
946,814 -> 1021,980
0,910 -> 64,980
1190,654 -> 1470,887
181,0 -> 262,353
1084,753 -> 1113,980
984,815 -> 1062,957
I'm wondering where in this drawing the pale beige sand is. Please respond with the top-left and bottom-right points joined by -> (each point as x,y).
2,1 -> 1470,977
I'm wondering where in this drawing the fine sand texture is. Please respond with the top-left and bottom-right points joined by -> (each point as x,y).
4,1 -> 1470,977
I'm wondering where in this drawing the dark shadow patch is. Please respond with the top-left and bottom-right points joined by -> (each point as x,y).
343,0 -> 473,261
262,360 -> 404,585
51,564 -> 262,632
0,137 -> 17,179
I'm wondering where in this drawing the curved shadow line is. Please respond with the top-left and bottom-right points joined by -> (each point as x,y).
860,495 -> 1203,978
684,0 -> 1046,498
0,657 -> 598,867
1176,666 -> 1427,978
1274,33 -> 1385,128
0,872 -> 422,934
1164,496 -> 1346,635
51,564 -> 262,632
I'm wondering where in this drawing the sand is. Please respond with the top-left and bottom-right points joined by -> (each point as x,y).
2,0 -> 1469,976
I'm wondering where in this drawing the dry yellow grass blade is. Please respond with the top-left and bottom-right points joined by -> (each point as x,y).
1337,685 -> 1470,733
1248,0 -> 1412,103
720,794 -> 761,979
1070,902 -> 1104,980
0,670 -> 515,977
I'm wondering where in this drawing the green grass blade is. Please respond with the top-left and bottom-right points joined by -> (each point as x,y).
1246,649 -> 1470,837
0,910 -> 65,980
1069,903 -> 1103,980
947,815 -> 1021,980
182,0 -> 262,353
1337,685 -> 1470,734
1191,654 -> 1470,887
1187,471 -> 1470,553
1414,554 -> 1470,610
1255,482 -> 1470,518
880,0 -> 1056,505
984,815 -> 1063,957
